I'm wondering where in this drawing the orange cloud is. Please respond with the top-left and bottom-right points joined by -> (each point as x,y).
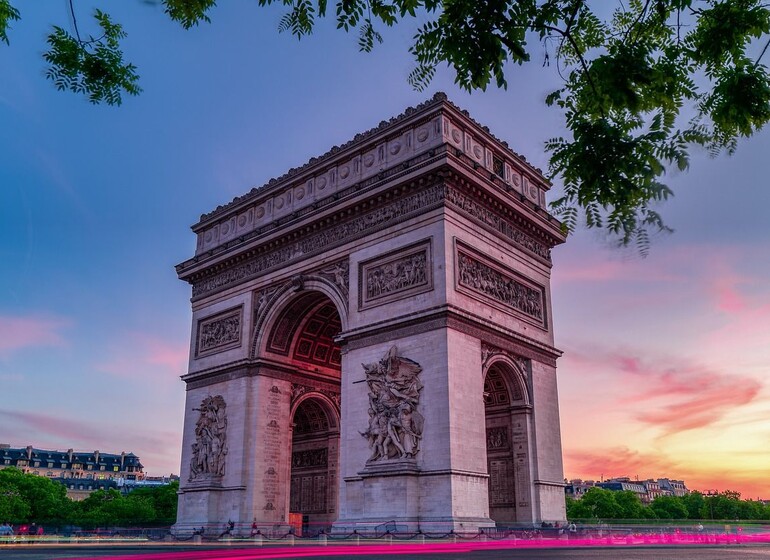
0,314 -> 69,357
562,346 -> 762,437
565,447 -> 678,481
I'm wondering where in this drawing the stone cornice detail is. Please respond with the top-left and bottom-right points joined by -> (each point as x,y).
187,179 -> 446,299
340,304 -> 561,366
195,93 -> 545,223
185,93 -> 559,262
184,176 -> 559,300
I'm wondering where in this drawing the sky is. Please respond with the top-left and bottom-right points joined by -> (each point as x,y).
1,1 -> 769,499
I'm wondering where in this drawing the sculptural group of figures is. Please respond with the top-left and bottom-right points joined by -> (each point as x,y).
458,254 -> 543,319
189,395 -> 228,480
366,253 -> 427,299
360,347 -> 424,461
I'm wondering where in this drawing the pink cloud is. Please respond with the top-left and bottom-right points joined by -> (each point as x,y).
561,346 -> 762,437
565,447 -> 678,481
0,315 -> 69,357
0,409 -> 182,475
95,332 -> 188,380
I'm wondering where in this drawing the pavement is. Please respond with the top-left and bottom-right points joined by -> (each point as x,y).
3,540 -> 770,560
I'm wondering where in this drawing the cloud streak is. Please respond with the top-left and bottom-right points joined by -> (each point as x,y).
565,447 -> 678,481
0,409 -> 182,475
0,314 -> 70,357
562,346 -> 762,437
94,332 -> 188,381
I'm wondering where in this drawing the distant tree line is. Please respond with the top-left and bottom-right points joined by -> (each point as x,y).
567,487 -> 770,521
0,467 -> 177,529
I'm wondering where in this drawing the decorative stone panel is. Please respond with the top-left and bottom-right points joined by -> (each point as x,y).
455,241 -> 546,328
195,306 -> 242,357
359,239 -> 433,310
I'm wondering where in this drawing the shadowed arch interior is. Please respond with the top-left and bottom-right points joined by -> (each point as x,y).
266,292 -> 342,372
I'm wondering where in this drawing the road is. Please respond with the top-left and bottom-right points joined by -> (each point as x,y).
3,542 -> 770,560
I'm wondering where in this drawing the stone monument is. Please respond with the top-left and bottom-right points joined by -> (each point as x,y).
175,93 -> 567,533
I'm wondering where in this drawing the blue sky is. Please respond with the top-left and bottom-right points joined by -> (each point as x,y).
2,1 -> 769,497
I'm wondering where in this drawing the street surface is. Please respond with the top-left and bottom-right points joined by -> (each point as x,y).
3,543 -> 770,560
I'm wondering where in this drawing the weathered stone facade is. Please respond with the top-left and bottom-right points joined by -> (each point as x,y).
175,93 -> 566,533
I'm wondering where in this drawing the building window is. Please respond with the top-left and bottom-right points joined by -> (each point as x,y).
46,471 -> 53,477
72,463 -> 81,469
87,465 -> 93,470
33,471 -> 39,475
33,461 -> 40,467
86,474 -> 93,479
100,465 -> 105,471
3,460 -> 9,465
48,462 -> 54,468
113,466 -> 119,472
492,156 -> 504,179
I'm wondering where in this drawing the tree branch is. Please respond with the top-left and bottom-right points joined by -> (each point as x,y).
68,0 -> 83,43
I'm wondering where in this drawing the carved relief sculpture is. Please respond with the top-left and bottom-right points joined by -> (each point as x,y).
189,395 -> 228,481
197,308 -> 242,356
360,241 -> 433,309
317,260 -> 350,301
457,249 -> 544,323
360,346 -> 424,462
366,252 -> 426,299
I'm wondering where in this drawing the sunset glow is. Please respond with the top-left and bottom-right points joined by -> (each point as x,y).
1,2 -> 768,503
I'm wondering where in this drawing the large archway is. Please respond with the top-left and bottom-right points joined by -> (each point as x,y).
261,289 -> 343,533
483,360 -> 531,524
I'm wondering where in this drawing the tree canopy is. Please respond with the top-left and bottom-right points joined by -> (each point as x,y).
566,488 -> 770,521
2,1 -> 769,250
0,468 -> 178,528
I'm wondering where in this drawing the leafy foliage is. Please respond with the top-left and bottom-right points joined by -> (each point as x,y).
0,0 -> 19,45
0,468 -> 71,525
0,468 -> 177,528
43,9 -> 141,105
2,1 -> 769,248
567,488 -> 770,521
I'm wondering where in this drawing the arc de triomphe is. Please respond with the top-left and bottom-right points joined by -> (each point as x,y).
175,93 -> 566,533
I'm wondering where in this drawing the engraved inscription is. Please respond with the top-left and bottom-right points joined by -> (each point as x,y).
262,384 -> 284,511
457,250 -> 544,323
489,459 -> 515,506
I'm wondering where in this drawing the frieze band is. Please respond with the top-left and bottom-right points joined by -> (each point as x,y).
444,185 -> 551,261
292,448 -> 328,469
191,183 -> 446,298
457,249 -> 545,324
191,182 -> 551,299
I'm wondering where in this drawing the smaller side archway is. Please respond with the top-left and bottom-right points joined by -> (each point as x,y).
288,393 -> 340,534
483,357 -> 533,524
